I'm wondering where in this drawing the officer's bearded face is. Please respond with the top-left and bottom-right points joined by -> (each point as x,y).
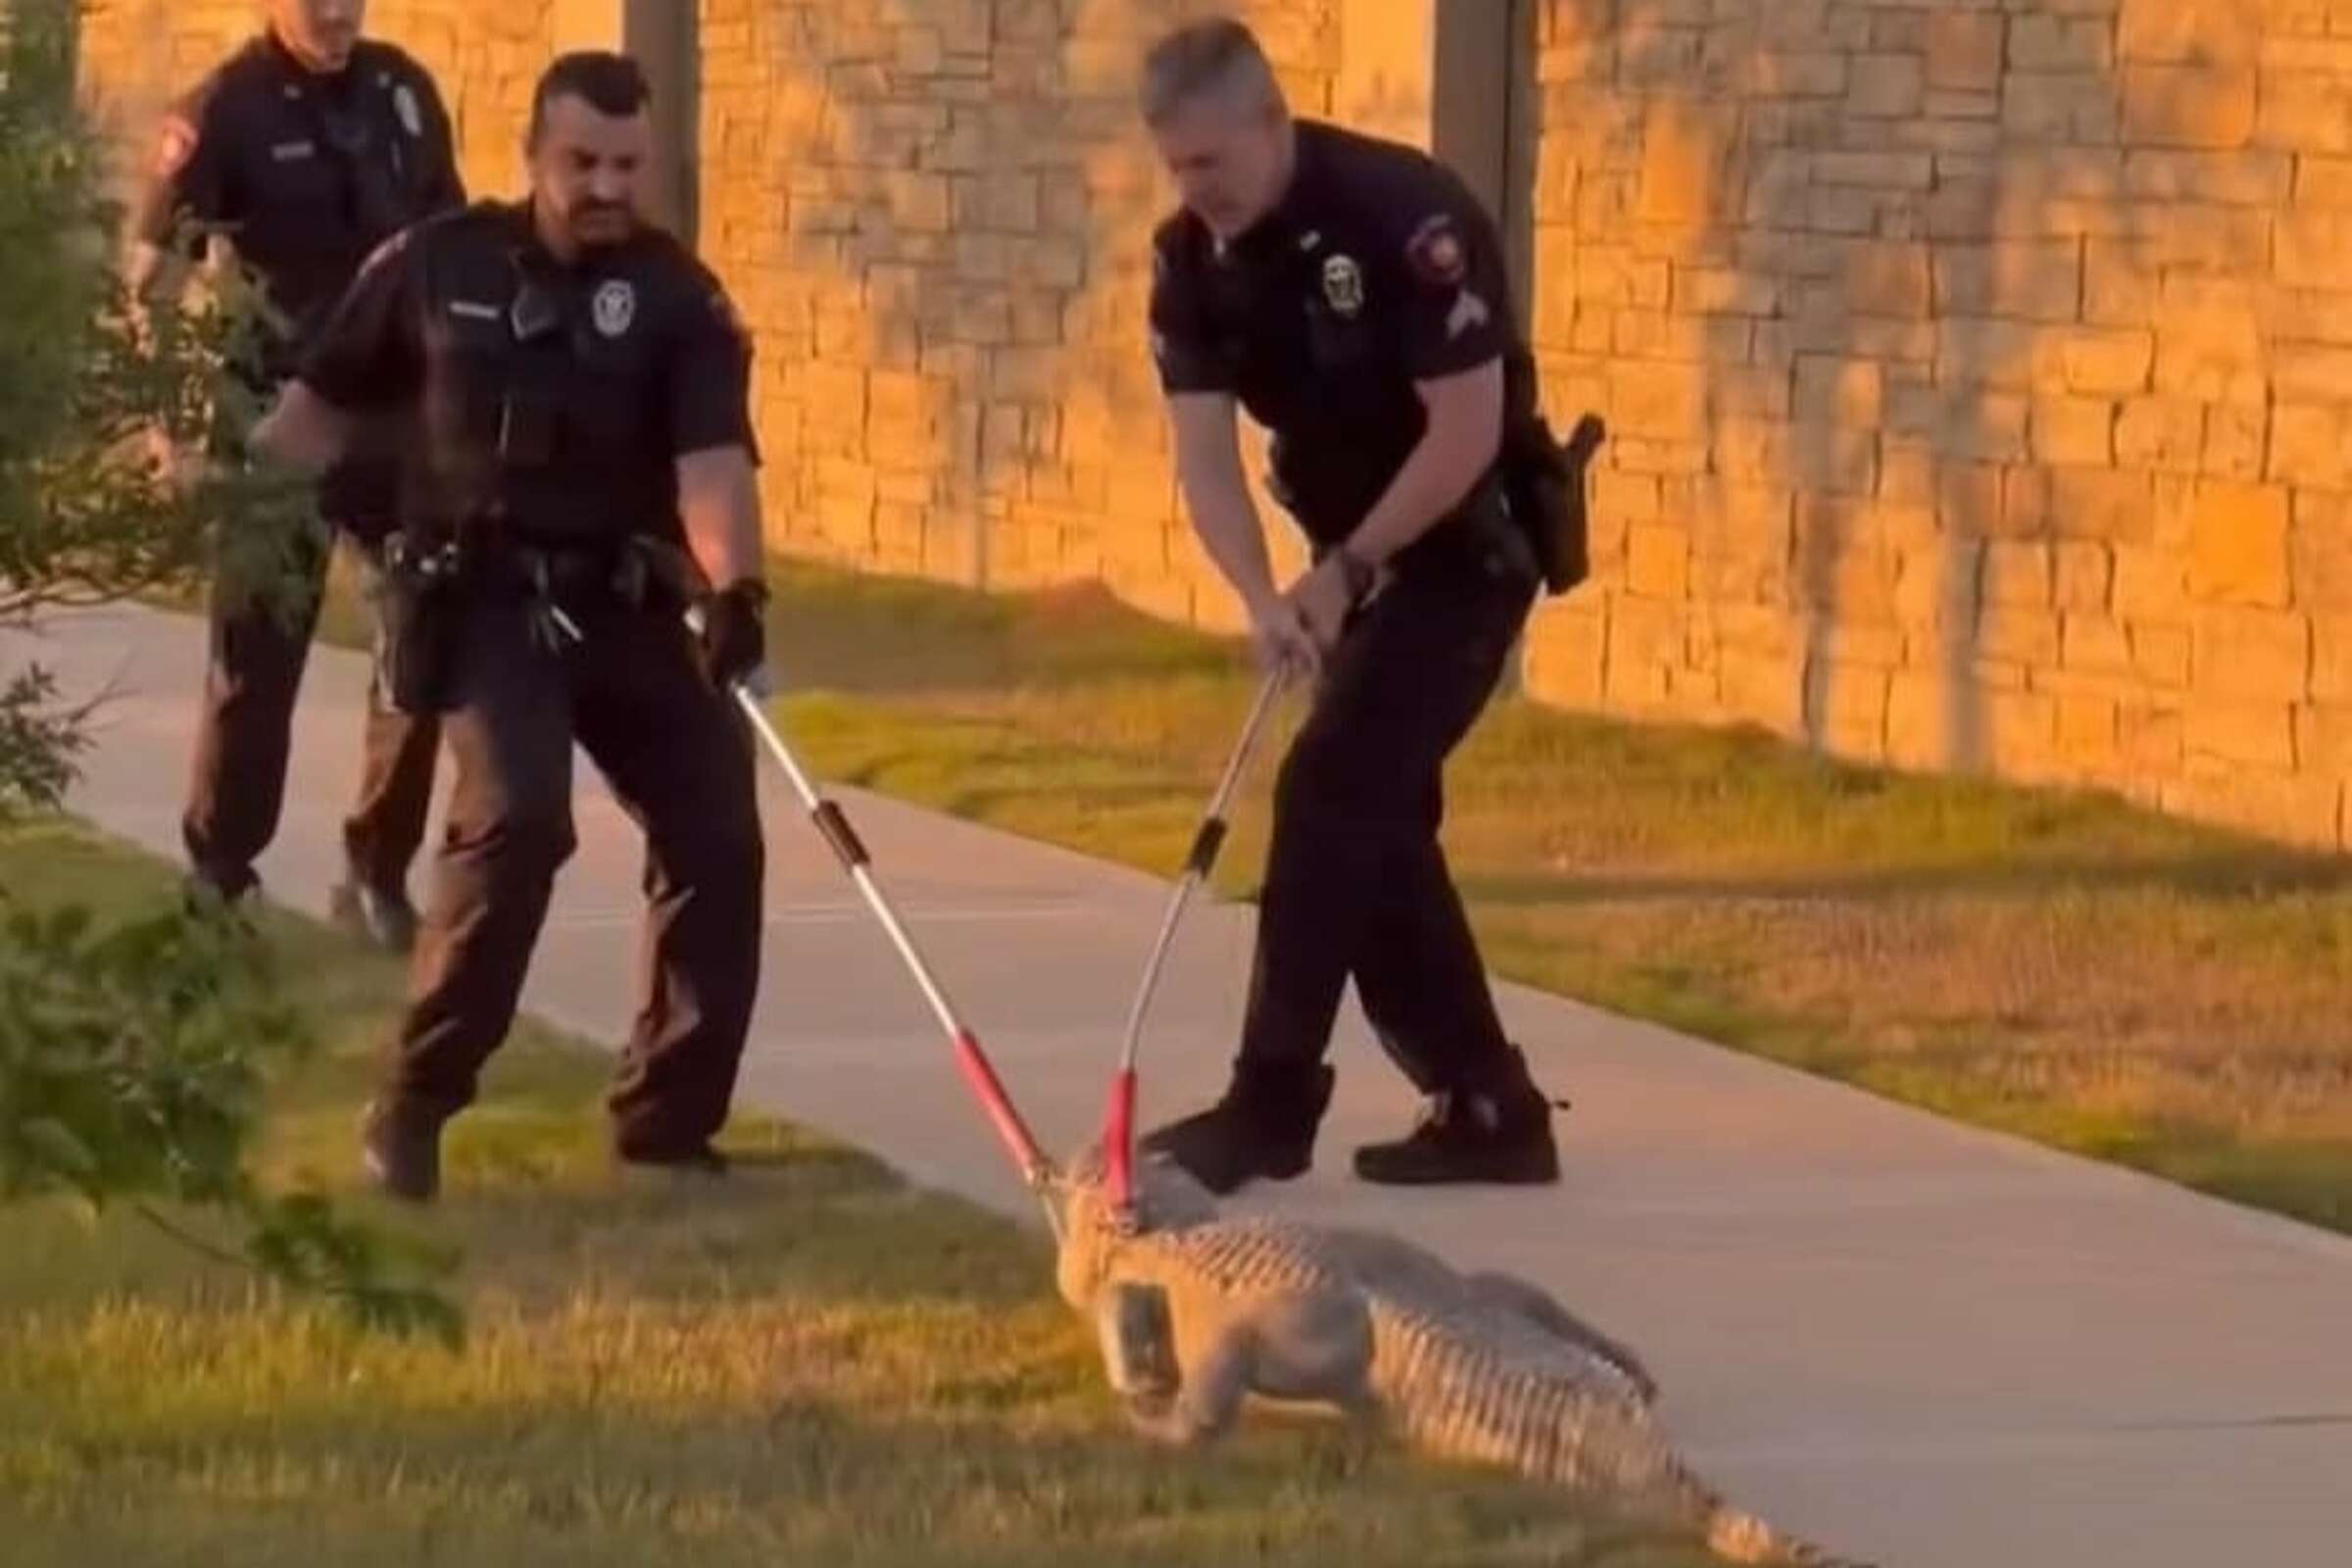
270,0 -> 366,73
1152,92 -> 1291,242
529,96 -> 652,258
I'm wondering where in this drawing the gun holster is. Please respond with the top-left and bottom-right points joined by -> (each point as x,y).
1503,412 -> 1607,596
371,528 -> 466,714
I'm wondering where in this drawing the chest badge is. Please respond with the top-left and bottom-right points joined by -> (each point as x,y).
1321,254 -> 1364,318
592,279 -> 637,338
394,83 -> 423,138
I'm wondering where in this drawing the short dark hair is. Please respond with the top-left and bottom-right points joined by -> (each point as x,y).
526,51 -> 652,148
1140,18 -> 1285,127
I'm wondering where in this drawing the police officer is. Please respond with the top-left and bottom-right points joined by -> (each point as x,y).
1135,20 -> 1580,1193
128,0 -> 462,951
250,51 -> 769,1200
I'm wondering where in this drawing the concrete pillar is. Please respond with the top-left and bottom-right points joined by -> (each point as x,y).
1334,0 -> 1525,297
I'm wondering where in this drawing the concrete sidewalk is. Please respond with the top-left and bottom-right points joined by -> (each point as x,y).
16,603 -> 2352,1568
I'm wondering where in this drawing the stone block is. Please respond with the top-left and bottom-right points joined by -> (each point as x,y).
1886,669 -> 1962,770
2135,620 -> 2195,686
2292,490 -> 2352,608
2033,397 -> 2116,466
2188,481 -> 2293,607
1809,662 -> 1892,760
2005,72 -> 2119,143
2185,699 -> 2298,766
2277,344 -> 2352,405
2124,67 -> 2257,148
2277,210 -> 2352,288
1986,690 -> 2062,774
1638,101 -> 1731,225
1939,318 -> 2054,392
2193,606 -> 2312,699
1838,242 -> 1933,317
1524,604 -> 1608,707
2269,405 -> 2352,488
2011,16 -> 2114,73
1927,13 -> 2005,91
2065,613 -> 2138,675
2062,329 -> 2156,396
1935,241 -> 2083,322
2210,404 -> 2271,482
2113,397 -> 2205,473
2297,703 -> 2352,774
2155,280 -> 2268,404
1937,462 -> 2005,535
2121,0 -> 2260,65
1605,597 -> 1683,708
1791,429 -> 1884,496
1979,605 -> 2064,664
2322,618 -> 2352,702
2295,156 -> 2352,208
1984,540 -> 2054,607
2058,691 -> 2123,768
2257,70 -> 2352,155
2051,467 -> 2156,542
1797,356 -> 1886,427
1628,523 -> 1692,599
1751,52 -> 1849,98
2084,241 -> 2158,326
1712,644 -> 1801,736
1816,152 -> 1935,190
1848,54 -> 1926,118
2124,150 -> 2290,205
2057,541 -> 2115,610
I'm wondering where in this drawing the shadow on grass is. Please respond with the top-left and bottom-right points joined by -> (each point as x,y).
1459,849 -> 2352,909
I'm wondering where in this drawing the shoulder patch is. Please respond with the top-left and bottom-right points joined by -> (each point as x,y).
153,114 -> 199,177
1404,213 -> 1468,288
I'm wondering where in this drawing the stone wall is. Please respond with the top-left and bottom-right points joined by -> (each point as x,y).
74,0 -> 561,202
1518,0 -> 2352,849
696,0 -> 1339,627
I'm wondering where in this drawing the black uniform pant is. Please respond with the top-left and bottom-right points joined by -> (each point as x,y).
383,581 -> 764,1155
181,519 -> 441,897
1235,534 -> 1537,1103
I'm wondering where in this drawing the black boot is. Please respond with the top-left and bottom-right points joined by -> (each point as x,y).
1139,1058 -> 1335,1196
1352,1047 -> 1565,1187
360,1098 -> 443,1202
331,871 -> 419,955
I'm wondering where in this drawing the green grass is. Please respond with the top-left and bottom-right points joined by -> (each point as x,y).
201,548 -> 2352,1236
0,821 -> 1720,1567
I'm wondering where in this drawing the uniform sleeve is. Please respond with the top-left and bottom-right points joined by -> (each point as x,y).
1393,182 -> 1513,381
298,229 -> 424,411
668,269 -> 760,461
407,64 -> 466,215
1147,225 -> 1229,395
127,77 -> 234,254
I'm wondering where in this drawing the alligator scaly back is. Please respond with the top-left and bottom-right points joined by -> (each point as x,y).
1053,1147 -> 1870,1568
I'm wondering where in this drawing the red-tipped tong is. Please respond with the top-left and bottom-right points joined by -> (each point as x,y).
721,663 -> 1055,1227
1102,670 -> 1288,1220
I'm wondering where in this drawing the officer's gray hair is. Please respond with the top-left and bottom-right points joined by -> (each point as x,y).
1139,18 -> 1287,128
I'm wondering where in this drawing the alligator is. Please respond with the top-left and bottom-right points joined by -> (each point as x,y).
1052,1145 -> 1865,1567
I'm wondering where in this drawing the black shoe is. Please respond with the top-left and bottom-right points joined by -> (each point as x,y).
1139,1061 -> 1334,1196
361,1099 -> 442,1202
1353,1050 -> 1566,1187
615,1140 -> 730,1178
331,876 -> 418,955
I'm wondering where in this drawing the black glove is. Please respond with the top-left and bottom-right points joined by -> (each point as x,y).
694,578 -> 769,690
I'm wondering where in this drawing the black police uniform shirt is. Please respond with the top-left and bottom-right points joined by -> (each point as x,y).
1148,120 -> 1539,551
298,201 -> 758,552
131,31 -> 464,372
